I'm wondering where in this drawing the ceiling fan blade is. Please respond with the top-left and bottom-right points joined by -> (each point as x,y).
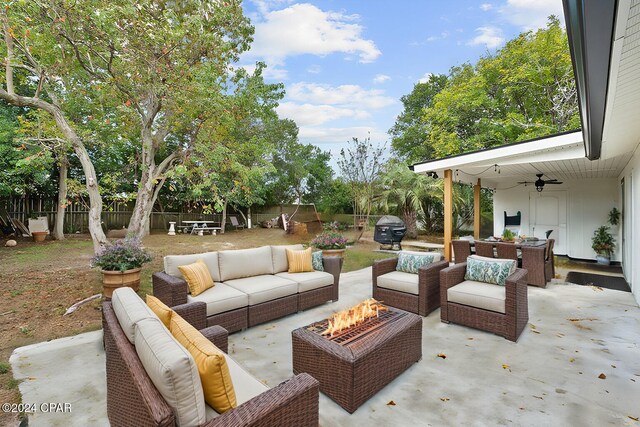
545,181 -> 563,184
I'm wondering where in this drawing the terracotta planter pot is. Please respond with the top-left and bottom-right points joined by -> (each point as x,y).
31,231 -> 47,242
102,268 -> 142,299
321,249 -> 346,258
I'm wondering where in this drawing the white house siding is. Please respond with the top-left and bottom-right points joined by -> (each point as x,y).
618,149 -> 639,304
493,179 -> 619,260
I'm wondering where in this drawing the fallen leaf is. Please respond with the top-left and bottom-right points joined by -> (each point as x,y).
502,364 -> 510,370
628,416 -> 639,421
529,324 -> 537,329
531,330 -> 541,334
533,395 -> 544,400
387,400 -> 396,406
590,285 -> 604,291
440,397 -> 450,402
598,373 -> 607,379
611,365 -> 616,368
437,353 -> 447,359
569,358 -> 575,363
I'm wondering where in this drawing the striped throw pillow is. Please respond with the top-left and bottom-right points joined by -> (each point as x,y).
146,295 -> 174,327
286,247 -> 314,273
178,260 -> 214,296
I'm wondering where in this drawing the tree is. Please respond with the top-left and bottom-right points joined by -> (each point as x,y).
375,160 -> 441,238
1,5 -> 108,251
316,178 -> 353,215
389,74 -> 448,163
337,136 -> 385,228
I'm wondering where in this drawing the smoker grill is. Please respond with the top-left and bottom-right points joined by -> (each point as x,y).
374,215 -> 407,250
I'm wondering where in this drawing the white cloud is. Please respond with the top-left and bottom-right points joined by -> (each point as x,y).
372,74 -> 390,84
468,26 -> 505,49
239,63 -> 289,80
298,126 -> 388,145
276,102 -> 369,126
247,3 -> 381,65
418,73 -> 433,84
499,0 -> 565,30
286,82 -> 395,109
480,3 -> 493,11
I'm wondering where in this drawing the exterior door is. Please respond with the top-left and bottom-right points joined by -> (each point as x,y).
529,191 -> 567,255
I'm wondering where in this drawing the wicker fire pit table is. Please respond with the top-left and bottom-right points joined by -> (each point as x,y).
292,306 -> 422,413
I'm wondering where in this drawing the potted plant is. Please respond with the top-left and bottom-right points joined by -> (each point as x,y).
501,228 -> 516,242
591,225 -> 615,265
310,231 -> 349,257
92,238 -> 152,298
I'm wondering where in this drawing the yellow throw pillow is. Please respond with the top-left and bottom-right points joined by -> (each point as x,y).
170,313 -> 237,413
178,260 -> 214,296
286,247 -> 314,273
146,295 -> 174,328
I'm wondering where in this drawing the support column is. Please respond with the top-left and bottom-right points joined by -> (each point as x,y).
444,169 -> 453,261
474,178 -> 481,239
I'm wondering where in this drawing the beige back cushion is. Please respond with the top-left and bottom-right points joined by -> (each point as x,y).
218,246 -> 274,281
164,252 -> 221,282
271,244 -> 304,273
135,318 -> 207,427
111,287 -> 158,344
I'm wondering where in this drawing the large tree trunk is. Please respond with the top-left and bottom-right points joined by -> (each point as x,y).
53,153 -> 68,240
221,199 -> 228,234
127,169 -> 156,239
402,207 -> 418,239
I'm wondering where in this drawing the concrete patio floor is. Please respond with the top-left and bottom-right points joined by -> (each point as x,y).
10,268 -> 640,426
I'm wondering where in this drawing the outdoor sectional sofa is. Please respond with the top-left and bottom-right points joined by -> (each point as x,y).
103,287 -> 319,426
152,244 -> 342,333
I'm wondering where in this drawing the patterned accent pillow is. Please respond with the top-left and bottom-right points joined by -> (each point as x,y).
464,255 -> 517,286
286,247 -> 314,273
311,250 -> 324,271
178,260 -> 214,296
396,252 -> 439,274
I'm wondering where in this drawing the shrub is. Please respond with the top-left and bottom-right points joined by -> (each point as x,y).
310,231 -> 348,250
92,238 -> 152,272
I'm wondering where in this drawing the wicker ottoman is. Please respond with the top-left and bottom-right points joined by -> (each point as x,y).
292,308 -> 422,413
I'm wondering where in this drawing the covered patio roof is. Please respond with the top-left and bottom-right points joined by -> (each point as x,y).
411,130 -> 633,190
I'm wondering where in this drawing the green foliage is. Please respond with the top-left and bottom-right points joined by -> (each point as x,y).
0,361 -> 10,374
389,74 -> 448,162
91,238 -> 152,271
316,178 -> 353,215
393,17 -> 578,161
501,228 -> 515,241
608,207 -> 620,226
591,225 -> 615,257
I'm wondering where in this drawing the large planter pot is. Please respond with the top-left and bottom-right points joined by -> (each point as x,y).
102,268 -> 141,299
321,248 -> 346,258
595,255 -> 611,266
31,231 -> 47,242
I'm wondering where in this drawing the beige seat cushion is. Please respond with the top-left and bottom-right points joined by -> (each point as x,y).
271,244 -> 304,273
135,318 -> 206,427
218,247 -> 274,281
447,280 -> 506,314
165,252 -> 221,282
275,271 -> 334,293
204,355 -> 269,421
224,275 -> 298,305
187,283 -> 249,316
111,287 -> 158,343
376,271 -> 420,295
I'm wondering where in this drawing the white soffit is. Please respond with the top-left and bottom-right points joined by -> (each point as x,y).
601,0 -> 640,159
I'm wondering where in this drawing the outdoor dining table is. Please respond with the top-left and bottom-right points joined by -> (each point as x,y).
181,220 -> 222,235
471,239 -> 547,249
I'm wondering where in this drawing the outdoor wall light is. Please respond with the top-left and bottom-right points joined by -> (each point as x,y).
426,171 -> 438,179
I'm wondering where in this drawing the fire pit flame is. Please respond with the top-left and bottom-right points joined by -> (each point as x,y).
322,299 -> 389,336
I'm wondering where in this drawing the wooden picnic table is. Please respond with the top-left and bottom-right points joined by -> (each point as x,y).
181,220 -> 222,235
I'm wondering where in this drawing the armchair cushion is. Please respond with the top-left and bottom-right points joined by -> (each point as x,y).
376,271 -> 420,295
286,247 -> 314,273
396,252 -> 440,274
112,287 -> 158,344
178,260 -> 215,296
187,282 -> 248,317
170,313 -> 237,413
135,317 -> 207,426
447,280 -> 506,314
464,255 -> 517,286
275,271 -> 334,293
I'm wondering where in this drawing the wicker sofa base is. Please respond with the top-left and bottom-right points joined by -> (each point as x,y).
292,309 -> 422,413
298,285 -> 335,312
373,287 -> 439,316
249,294 -> 299,327
207,307 -> 249,334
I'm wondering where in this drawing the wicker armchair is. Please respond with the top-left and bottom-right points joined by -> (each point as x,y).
520,241 -> 554,288
103,301 -> 320,427
451,240 -> 471,264
439,262 -> 529,342
474,241 -> 495,258
372,256 -> 449,316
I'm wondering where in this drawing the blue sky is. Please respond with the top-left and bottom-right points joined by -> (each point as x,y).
239,0 -> 565,164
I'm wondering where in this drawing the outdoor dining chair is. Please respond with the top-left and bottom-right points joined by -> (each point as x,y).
496,242 -> 518,260
451,240 -> 471,264
474,241 -> 495,258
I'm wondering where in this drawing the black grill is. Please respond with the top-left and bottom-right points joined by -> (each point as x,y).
374,215 -> 407,249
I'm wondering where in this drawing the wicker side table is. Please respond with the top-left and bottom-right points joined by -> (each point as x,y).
292,308 -> 422,413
